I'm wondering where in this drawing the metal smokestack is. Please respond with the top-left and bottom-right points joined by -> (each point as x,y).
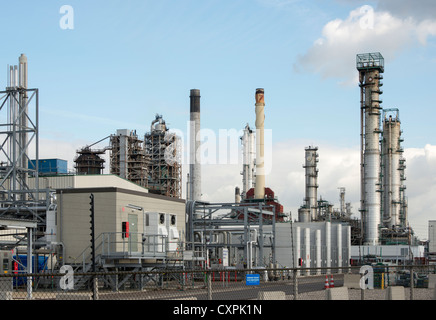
254,88 -> 265,200
189,89 -> 201,201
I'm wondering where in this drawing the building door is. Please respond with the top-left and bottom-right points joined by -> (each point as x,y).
128,214 -> 138,252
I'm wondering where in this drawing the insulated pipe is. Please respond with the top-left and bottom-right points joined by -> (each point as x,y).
304,228 -> 310,273
254,89 -> 265,199
18,54 -> 29,201
316,229 -> 321,274
189,89 -> 201,201
295,226 -> 301,275
326,222 -> 331,272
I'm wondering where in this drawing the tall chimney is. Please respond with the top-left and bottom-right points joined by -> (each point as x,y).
254,88 -> 265,200
189,89 -> 201,201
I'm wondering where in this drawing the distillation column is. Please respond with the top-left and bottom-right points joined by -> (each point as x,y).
357,52 -> 384,245
304,146 -> 319,221
382,110 -> 402,228
241,124 -> 255,198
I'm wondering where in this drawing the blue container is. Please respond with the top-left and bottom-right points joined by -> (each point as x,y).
13,255 -> 48,286
28,159 -> 68,175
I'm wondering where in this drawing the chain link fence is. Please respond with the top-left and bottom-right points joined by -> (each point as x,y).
1,265 -> 435,301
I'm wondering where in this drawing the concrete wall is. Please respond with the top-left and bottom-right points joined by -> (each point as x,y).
350,245 -> 425,263
57,190 -> 117,263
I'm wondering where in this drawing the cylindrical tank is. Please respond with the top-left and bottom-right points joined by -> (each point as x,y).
298,207 -> 310,223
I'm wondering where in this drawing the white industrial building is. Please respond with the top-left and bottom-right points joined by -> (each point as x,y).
1,174 -> 186,271
56,184 -> 185,268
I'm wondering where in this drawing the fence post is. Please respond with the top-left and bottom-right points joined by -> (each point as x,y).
92,276 -> 99,300
410,265 -> 414,301
207,271 -> 212,300
293,269 -> 298,300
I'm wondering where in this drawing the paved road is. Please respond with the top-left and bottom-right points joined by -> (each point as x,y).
143,274 -> 345,300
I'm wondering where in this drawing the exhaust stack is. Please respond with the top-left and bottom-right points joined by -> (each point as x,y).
254,88 -> 265,200
189,89 -> 201,201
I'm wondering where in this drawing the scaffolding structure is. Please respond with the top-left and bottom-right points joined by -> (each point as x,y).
109,130 -> 149,188
74,147 -> 106,175
144,115 -> 181,198
0,55 -> 46,224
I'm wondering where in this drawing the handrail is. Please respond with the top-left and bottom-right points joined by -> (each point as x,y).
71,233 -> 104,272
71,232 -> 181,271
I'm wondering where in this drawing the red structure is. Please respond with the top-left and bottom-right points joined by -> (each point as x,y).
233,187 -> 286,222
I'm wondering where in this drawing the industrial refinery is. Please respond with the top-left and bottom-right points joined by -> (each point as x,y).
0,51 -> 432,296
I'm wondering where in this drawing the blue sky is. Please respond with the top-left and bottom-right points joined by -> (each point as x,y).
1,0 -> 435,239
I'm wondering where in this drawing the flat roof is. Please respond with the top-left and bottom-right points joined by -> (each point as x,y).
0,217 -> 37,229
56,187 -> 186,204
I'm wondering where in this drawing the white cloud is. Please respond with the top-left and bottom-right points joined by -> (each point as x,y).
295,4 -> 436,85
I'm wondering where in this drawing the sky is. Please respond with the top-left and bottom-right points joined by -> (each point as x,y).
0,0 -> 435,240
